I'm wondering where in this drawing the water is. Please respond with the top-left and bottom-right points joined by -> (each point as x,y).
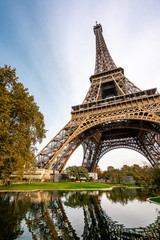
0,187 -> 160,240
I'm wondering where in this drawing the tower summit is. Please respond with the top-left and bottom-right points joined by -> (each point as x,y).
94,23 -> 116,74
35,23 -> 160,173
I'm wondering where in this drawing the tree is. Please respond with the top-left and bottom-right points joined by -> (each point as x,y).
121,165 -> 132,175
0,65 -> 46,183
65,166 -> 89,181
94,165 -> 103,179
105,166 -> 126,183
106,166 -> 117,182
151,167 -> 160,186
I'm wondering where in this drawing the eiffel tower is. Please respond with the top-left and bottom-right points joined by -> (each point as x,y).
36,23 -> 160,173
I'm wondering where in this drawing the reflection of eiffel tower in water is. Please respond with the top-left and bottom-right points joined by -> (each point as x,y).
0,191 -> 160,239
36,23 -> 160,172
24,191 -> 160,239
24,191 -> 79,240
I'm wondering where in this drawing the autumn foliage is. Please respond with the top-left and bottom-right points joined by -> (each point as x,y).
0,65 -> 46,182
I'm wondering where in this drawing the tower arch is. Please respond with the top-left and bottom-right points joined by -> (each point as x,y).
98,148 -> 149,170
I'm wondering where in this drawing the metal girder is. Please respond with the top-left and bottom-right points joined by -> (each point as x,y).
81,120 -> 160,171
25,192 -> 79,239
35,23 -> 160,172
94,23 -> 117,74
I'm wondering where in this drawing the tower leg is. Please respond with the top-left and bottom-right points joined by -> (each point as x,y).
142,133 -> 160,167
82,140 -> 96,172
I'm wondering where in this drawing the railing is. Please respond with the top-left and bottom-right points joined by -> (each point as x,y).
71,88 -> 158,113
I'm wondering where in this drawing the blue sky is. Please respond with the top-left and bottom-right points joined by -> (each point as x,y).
1,0 -> 160,170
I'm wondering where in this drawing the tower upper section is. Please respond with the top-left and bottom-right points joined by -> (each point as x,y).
94,23 -> 117,74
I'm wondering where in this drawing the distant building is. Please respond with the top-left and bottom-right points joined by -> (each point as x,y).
88,172 -> 98,180
124,176 -> 135,183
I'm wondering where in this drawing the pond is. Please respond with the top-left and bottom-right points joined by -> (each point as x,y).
0,187 -> 160,240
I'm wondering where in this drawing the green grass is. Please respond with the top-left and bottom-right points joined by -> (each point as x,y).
119,182 -> 136,187
149,197 -> 160,204
0,182 -> 116,191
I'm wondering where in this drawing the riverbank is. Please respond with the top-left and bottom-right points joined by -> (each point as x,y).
148,196 -> 160,205
0,182 -> 135,191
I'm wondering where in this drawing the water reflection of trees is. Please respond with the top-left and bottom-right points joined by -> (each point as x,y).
0,191 -> 79,240
0,190 -> 160,240
0,193 -> 30,240
107,187 -> 160,204
64,191 -> 160,239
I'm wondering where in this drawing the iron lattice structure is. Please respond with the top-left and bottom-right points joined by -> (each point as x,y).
35,23 -> 160,172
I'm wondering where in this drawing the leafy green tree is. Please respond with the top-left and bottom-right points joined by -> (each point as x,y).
105,166 -> 118,182
114,168 -> 126,183
102,170 -> 110,181
94,165 -> 103,179
121,165 -> 132,175
97,163 -> 159,186
152,167 -> 160,185
0,65 -> 46,183
129,164 -> 152,186
65,166 -> 89,181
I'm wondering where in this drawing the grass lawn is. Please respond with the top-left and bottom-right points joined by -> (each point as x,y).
149,197 -> 160,204
0,182 -> 117,191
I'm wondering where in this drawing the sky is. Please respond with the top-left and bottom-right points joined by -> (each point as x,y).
1,0 -> 160,170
